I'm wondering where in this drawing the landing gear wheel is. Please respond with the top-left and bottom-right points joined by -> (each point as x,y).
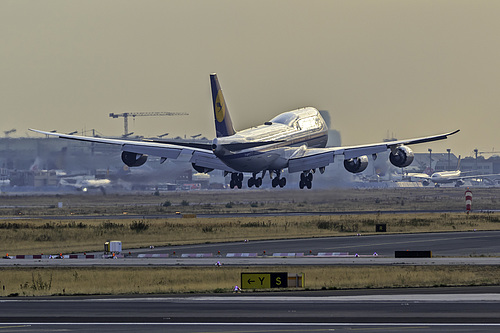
279,177 -> 286,188
300,172 -> 313,189
230,173 -> 244,189
272,177 -> 278,188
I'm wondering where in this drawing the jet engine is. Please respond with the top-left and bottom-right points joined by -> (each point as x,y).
121,151 -> 147,167
344,155 -> 369,173
389,146 -> 414,168
192,163 -> 214,173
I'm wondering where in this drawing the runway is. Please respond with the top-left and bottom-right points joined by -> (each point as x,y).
2,288 -> 500,332
2,231 -> 500,267
138,230 -> 500,258
2,256 -> 500,268
2,231 -> 500,331
19,209 -> 468,220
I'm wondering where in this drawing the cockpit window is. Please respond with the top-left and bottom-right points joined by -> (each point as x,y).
269,113 -> 298,126
297,116 -> 319,131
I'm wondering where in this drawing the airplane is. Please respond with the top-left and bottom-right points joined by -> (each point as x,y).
411,157 -> 500,187
59,175 -> 112,192
30,73 -> 459,190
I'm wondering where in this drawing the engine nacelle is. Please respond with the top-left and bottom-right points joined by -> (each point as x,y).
344,155 -> 369,173
192,163 -> 213,174
121,151 -> 147,167
389,146 -> 414,168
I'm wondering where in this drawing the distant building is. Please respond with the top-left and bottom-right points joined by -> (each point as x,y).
461,156 -> 495,174
0,137 -> 194,188
413,152 -> 500,175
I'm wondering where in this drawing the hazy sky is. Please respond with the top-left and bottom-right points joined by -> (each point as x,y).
2,1 -> 499,157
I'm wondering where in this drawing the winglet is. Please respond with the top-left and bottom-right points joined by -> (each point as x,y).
210,73 -> 236,137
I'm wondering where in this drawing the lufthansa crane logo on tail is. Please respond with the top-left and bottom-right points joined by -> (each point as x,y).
215,91 -> 225,123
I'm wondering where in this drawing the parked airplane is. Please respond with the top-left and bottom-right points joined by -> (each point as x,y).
412,158 -> 500,187
31,73 -> 459,189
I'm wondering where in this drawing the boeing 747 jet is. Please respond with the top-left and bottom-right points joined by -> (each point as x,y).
31,74 -> 459,189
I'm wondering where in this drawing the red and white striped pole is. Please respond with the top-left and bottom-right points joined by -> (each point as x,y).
465,188 -> 472,213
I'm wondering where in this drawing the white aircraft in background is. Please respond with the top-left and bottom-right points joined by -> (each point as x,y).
31,73 -> 459,189
59,175 -> 111,192
411,157 -> 500,187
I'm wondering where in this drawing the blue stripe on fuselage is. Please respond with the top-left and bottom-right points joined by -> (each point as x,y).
216,131 -> 328,172
220,133 -> 328,160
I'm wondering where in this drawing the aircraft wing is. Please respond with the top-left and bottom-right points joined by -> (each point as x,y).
288,130 -> 459,173
29,129 -> 238,172
450,174 -> 500,181
31,128 -> 459,175
406,173 -> 431,181
29,129 -> 201,149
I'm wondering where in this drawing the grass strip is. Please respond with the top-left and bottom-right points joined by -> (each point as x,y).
2,266 -> 500,297
2,212 -> 500,255
2,188 -> 500,217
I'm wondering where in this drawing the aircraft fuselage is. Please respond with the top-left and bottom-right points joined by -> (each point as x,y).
212,107 -> 328,173
430,170 -> 462,184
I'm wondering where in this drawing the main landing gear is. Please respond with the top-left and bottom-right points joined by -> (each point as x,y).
229,171 -> 286,189
229,173 -> 243,189
231,169 -> 319,189
247,173 -> 263,188
271,176 -> 286,188
299,171 -> 313,189
228,170 -> 316,189
269,170 -> 286,187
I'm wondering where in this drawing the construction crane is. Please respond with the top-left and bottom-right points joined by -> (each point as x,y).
109,112 -> 189,137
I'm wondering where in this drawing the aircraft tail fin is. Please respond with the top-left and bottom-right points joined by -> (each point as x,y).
210,73 -> 236,137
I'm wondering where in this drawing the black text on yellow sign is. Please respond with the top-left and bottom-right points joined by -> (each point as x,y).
241,272 -> 288,289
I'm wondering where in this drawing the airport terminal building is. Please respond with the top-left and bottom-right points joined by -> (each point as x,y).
1,137 -> 499,190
